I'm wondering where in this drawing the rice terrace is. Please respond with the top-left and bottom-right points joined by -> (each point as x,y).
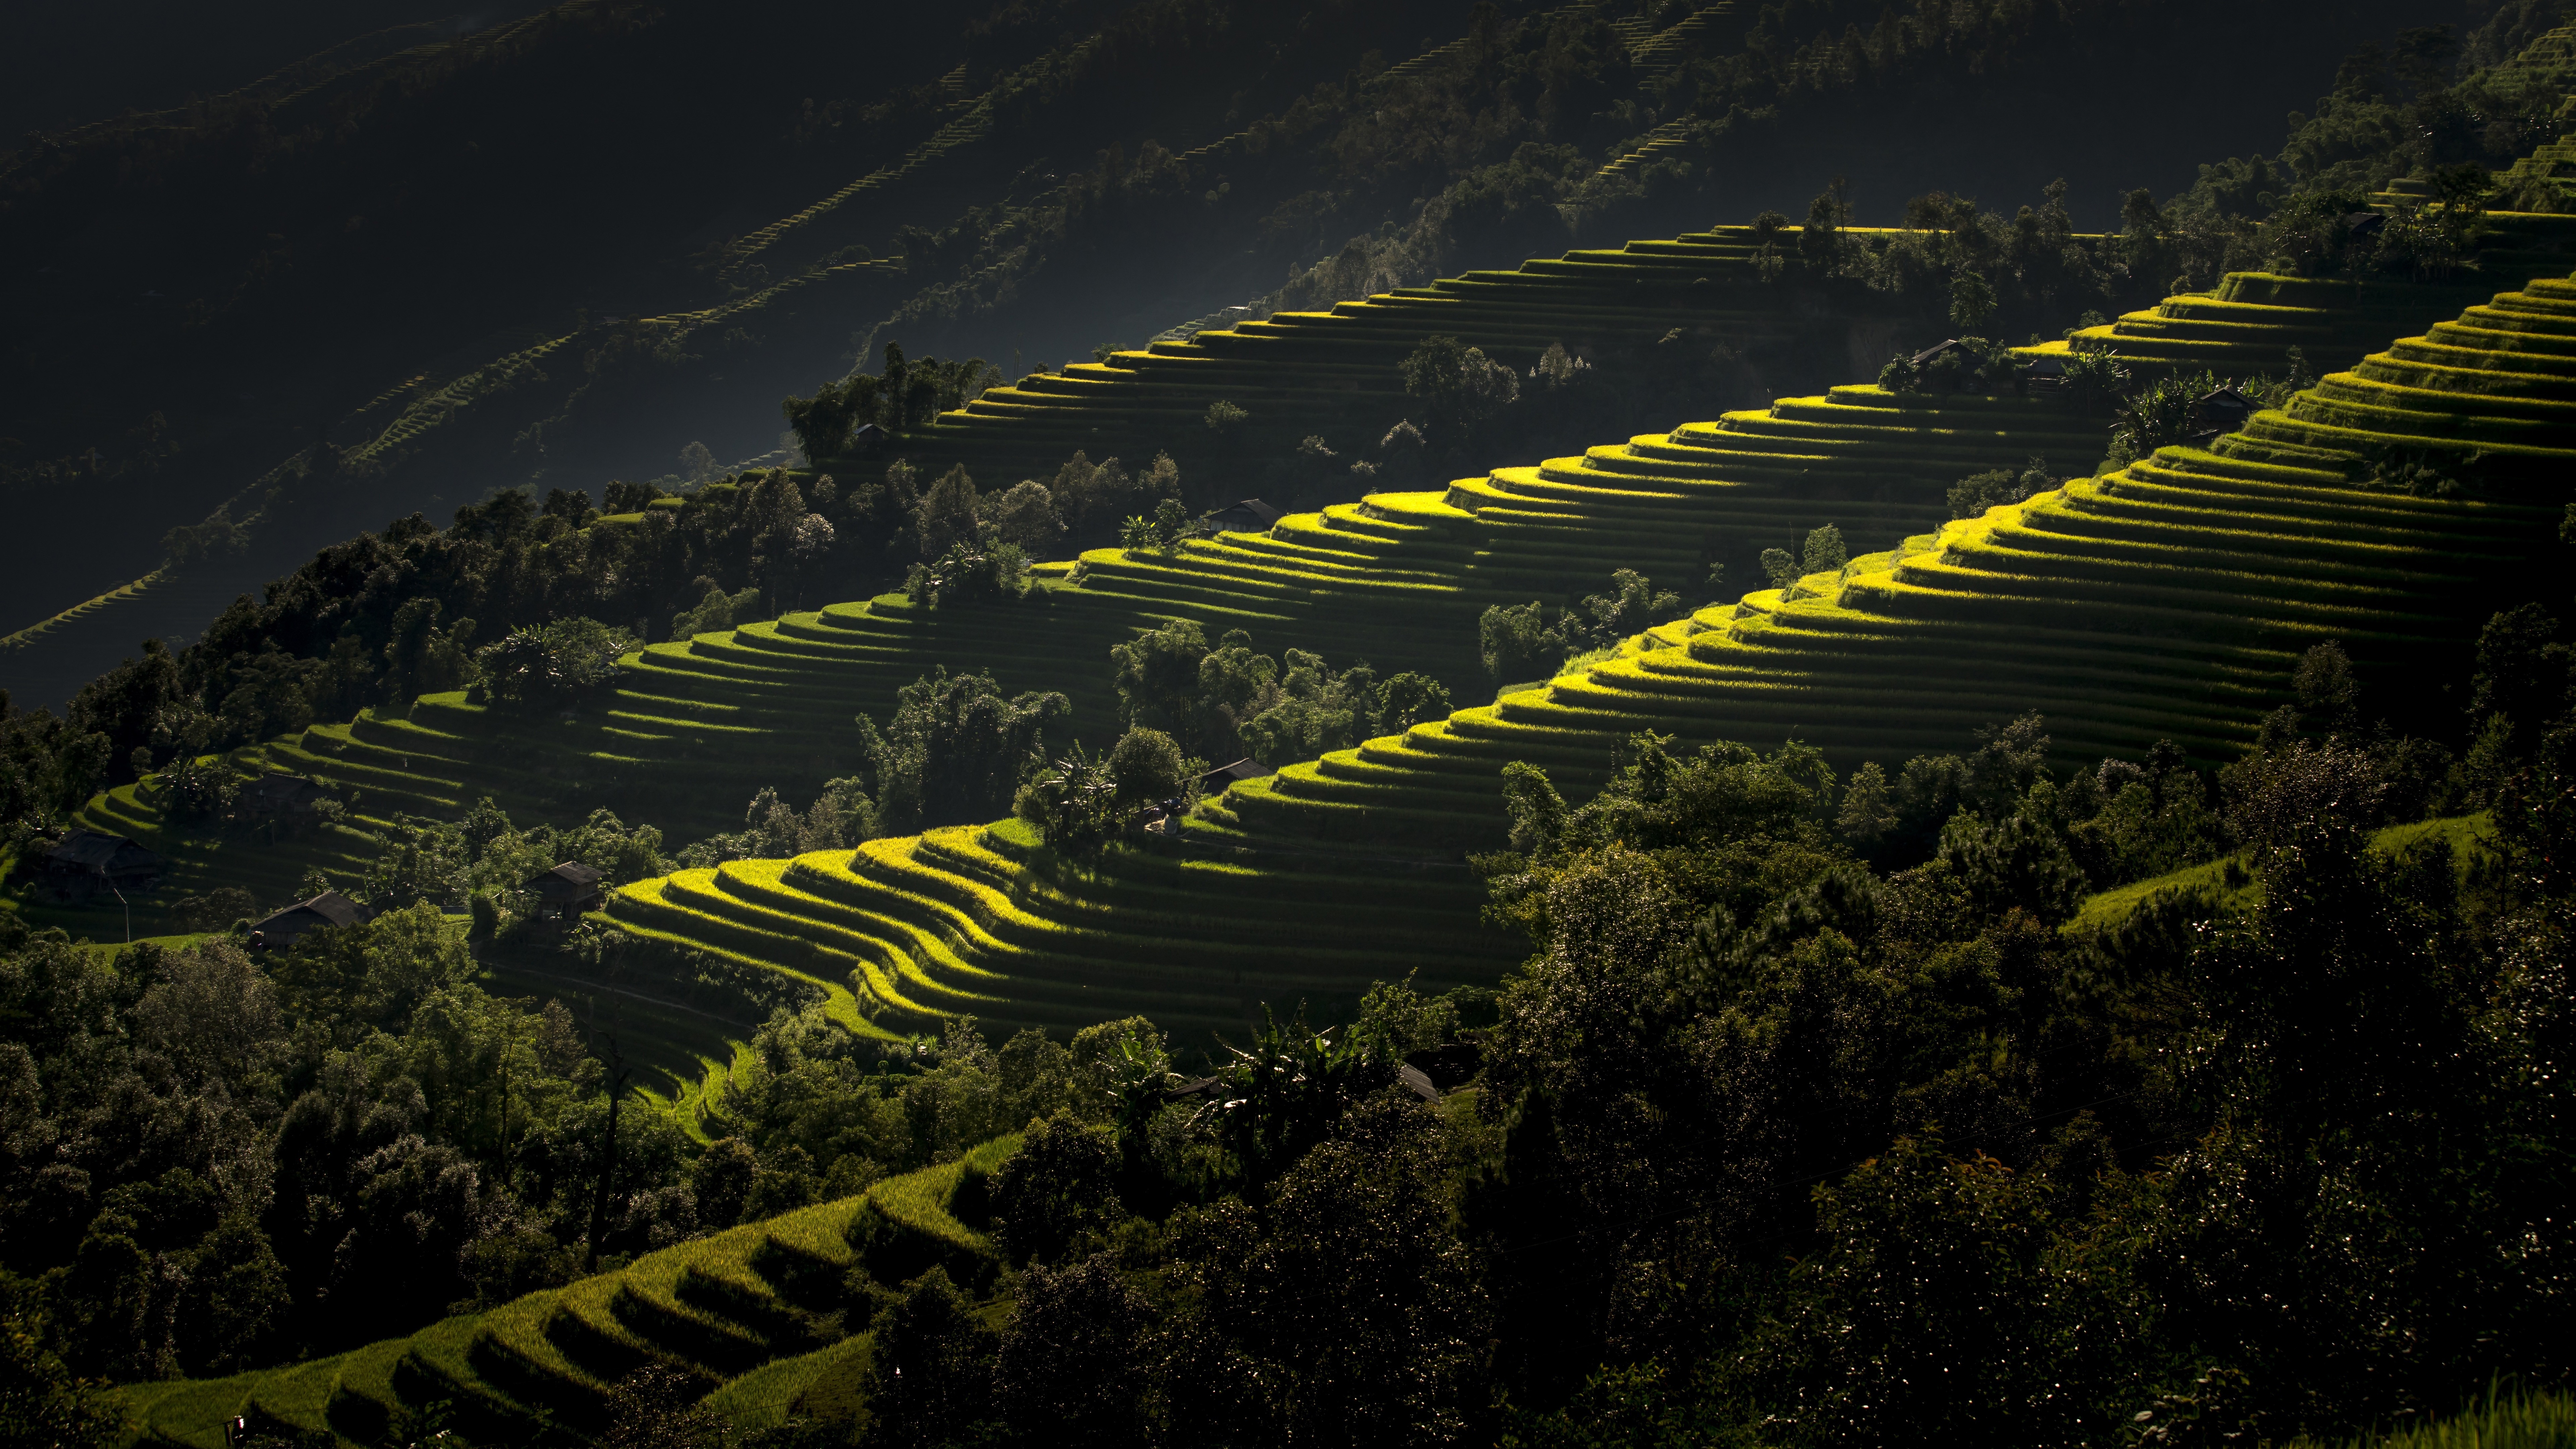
5,1 -> 2576,1445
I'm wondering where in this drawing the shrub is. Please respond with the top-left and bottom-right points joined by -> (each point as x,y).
1480,601 -> 1567,682
1947,459 -> 2051,519
2112,370 -> 2222,459
670,583 -> 763,640
473,617 -> 633,709
2058,346 -> 2129,417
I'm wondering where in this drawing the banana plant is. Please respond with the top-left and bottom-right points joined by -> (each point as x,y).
1201,1004 -> 1394,1192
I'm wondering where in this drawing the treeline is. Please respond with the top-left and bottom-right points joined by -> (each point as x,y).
3,586 -> 2568,1445
0,898 -> 1120,1382
0,437 -> 1169,836
795,606 -> 2570,1446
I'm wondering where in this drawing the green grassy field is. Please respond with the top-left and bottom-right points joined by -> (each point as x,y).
2067,813 -> 2495,933
113,1136 -> 1022,1449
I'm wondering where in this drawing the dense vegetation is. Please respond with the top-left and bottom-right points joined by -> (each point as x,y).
10,606 -> 2570,1445
7,8 -> 2576,1447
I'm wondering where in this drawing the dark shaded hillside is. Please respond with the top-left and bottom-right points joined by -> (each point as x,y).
0,0 -> 2479,714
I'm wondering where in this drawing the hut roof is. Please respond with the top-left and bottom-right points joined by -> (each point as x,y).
1195,758 -> 1273,789
527,862 -> 605,897
47,829 -> 159,872
254,891 -> 369,934
1211,498 -> 1283,529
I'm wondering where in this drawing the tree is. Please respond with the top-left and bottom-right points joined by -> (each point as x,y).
67,639 -> 182,785
382,597 -> 477,702
1399,334 -> 1518,446
1760,548 -> 1799,590
1802,523 -> 1848,578
473,618 -> 631,708
1016,743 -> 1121,851
861,669 -> 1068,833
1376,673 -> 1453,734
1837,761 -> 1897,845
1109,619 -> 1211,745
914,466 -> 981,559
990,1118 -> 1124,1266
1106,728 -> 1184,806
0,1314 -> 117,1449
1948,266 -> 1998,330
1169,1094 -> 1486,1443
987,481 -> 1063,552
1480,601 -> 1568,682
2114,369 -> 2222,460
859,1269 -> 1001,1449
670,583 -> 764,641
994,1253 -> 1150,1446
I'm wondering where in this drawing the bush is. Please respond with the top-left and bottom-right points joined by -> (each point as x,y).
670,583 -> 764,640
1948,459 -> 2051,519
1480,601 -> 1568,682
474,617 -> 633,709
2058,346 -> 2129,417
2112,371 -> 2220,459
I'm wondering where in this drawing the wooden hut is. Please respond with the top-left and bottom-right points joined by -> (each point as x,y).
524,862 -> 606,921
38,830 -> 162,897
249,891 -> 370,952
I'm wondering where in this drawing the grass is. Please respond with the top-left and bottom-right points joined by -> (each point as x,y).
2296,1382 -> 2576,1447
698,1334 -> 873,1432
2070,813 -> 2498,933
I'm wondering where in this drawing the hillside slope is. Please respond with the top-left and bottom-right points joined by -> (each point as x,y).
0,0 -> 2450,710
114,1137 -> 1020,1449
23,179 -> 2575,968
592,260 -> 2576,1045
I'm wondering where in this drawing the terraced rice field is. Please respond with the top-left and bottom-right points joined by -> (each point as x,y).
899,220 -> 2039,483
606,818 -> 1514,1041
187,250 -> 2502,848
115,1138 -> 1021,1449
1202,271 -> 2576,851
597,252 -> 2576,1029
36,220 -> 2572,1026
